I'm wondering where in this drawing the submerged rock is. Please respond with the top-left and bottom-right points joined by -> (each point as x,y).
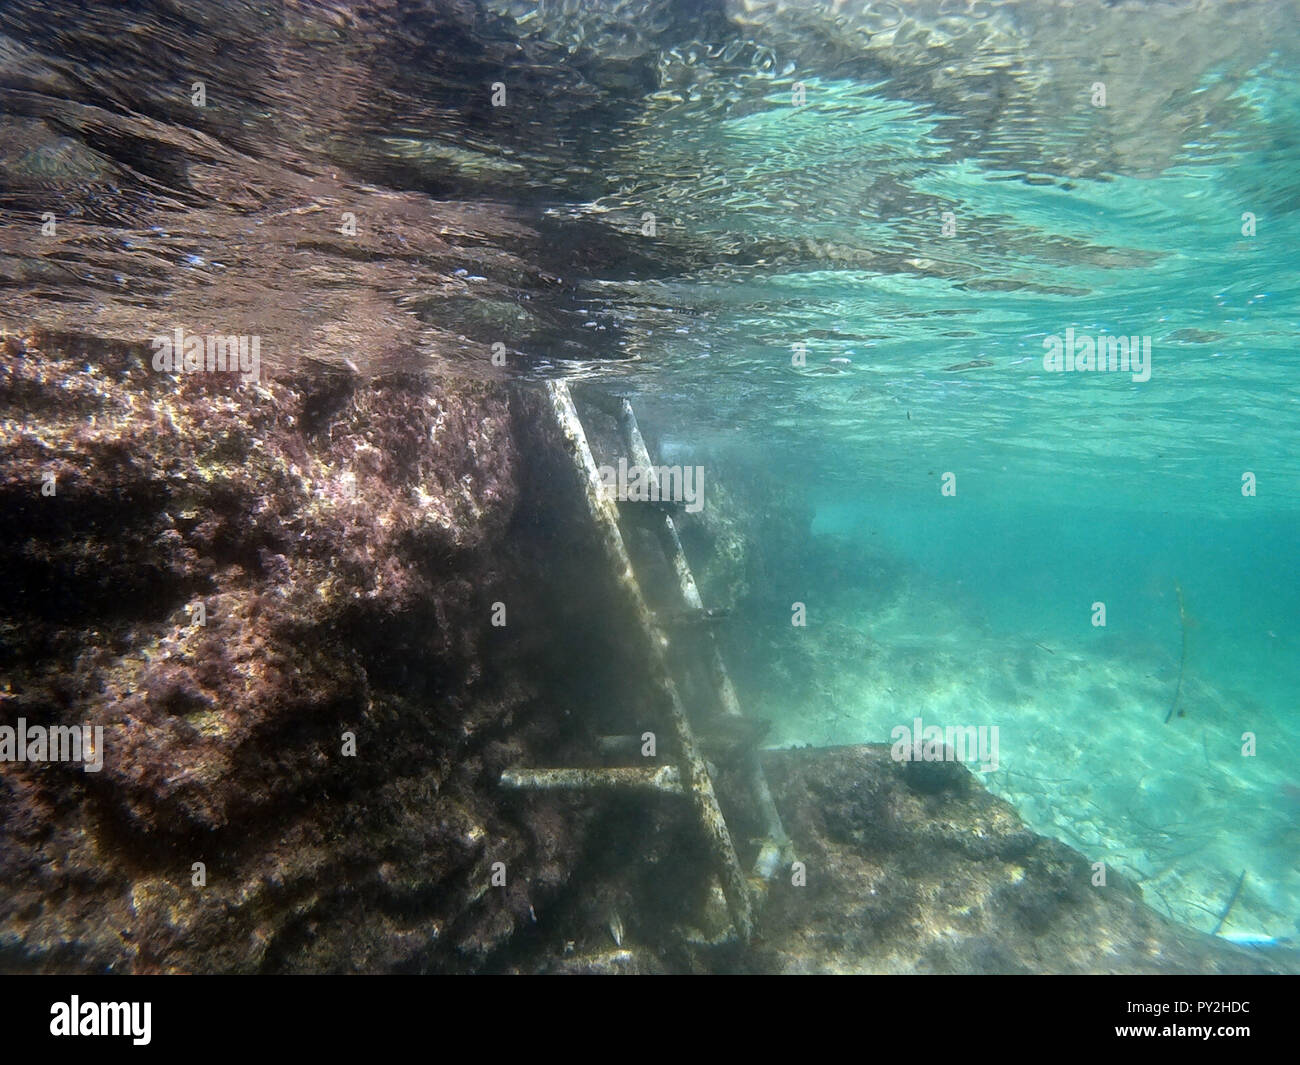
0,328 -> 575,973
735,745 -> 1290,974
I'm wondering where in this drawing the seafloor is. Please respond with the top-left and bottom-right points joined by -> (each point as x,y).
741,560 -> 1300,946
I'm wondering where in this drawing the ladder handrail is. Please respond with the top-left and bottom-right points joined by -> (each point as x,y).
540,380 -> 755,943
614,397 -> 795,878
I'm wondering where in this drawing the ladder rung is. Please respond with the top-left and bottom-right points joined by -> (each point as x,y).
500,765 -> 684,795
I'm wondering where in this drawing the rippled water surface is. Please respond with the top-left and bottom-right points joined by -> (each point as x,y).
3,0 -> 1298,950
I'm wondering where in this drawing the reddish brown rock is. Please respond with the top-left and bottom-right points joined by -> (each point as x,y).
0,328 -> 578,973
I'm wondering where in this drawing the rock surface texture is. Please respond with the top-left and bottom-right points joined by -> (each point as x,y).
1,329 -> 577,972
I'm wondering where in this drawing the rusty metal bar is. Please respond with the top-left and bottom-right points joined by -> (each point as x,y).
500,765 -> 684,795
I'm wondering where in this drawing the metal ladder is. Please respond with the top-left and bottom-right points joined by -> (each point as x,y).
500,381 -> 793,944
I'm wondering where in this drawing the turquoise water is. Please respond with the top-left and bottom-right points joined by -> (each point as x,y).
3,0 -> 1297,965
544,34 -> 1300,939
597,59 -> 1300,937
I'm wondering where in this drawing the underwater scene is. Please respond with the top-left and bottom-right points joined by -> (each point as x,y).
1,0 -> 1298,984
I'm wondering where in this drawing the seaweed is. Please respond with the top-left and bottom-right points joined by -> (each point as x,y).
1163,582 -> 1188,724
1211,870 -> 1248,935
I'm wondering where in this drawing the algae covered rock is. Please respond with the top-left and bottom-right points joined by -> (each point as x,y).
0,329 -> 573,973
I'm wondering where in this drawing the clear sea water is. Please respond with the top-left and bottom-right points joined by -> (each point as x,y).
555,7 -> 1300,941
2,0 -> 1297,958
